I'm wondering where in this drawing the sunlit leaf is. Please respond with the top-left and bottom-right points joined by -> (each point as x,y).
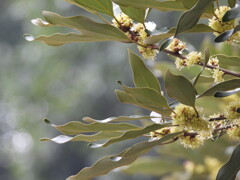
145,24 -> 214,44
41,131 -> 123,143
65,0 -> 114,16
42,11 -> 129,42
112,0 -> 186,12
66,133 -> 182,180
217,144 -> 240,180
24,33 -> 109,46
198,79 -> 240,97
165,70 -> 196,107
175,0 -> 215,36
128,50 -> 161,93
115,90 -> 172,116
120,6 -> 145,23
43,119 -> 141,135
90,124 -> 169,147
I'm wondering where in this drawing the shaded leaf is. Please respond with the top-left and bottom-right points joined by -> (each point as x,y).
41,132 -> 123,143
90,124 -> 169,147
66,133 -> 182,180
212,54 -> 240,66
114,90 -> 172,116
175,0 -> 215,36
128,50 -> 161,93
228,0 -> 237,8
65,0 -> 114,16
43,119 -> 141,135
217,144 -> 240,180
112,0 -> 186,12
42,11 -> 129,42
198,79 -> 240,98
83,115 -> 153,123
165,70 -> 196,107
145,24 -> 214,44
223,1 -> 240,22
214,88 -> 240,97
215,25 -> 240,43
24,33 -> 109,46
120,6 -> 145,23
159,37 -> 173,51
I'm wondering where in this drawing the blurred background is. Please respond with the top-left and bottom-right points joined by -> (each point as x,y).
0,0 -> 239,180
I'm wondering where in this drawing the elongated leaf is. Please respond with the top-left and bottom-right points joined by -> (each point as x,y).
42,11 -> 129,42
178,0 -> 198,9
24,33 -> 109,46
65,0 -> 114,16
43,119 -> 141,135
165,70 -> 196,107
145,24 -> 214,44
214,88 -> 240,97
83,115 -> 153,123
223,1 -> 240,22
212,54 -> 240,66
90,124 -> 169,147
215,25 -> 240,43
41,131 -> 123,144
128,50 -> 161,93
113,0 -> 186,12
123,157 -> 184,175
217,144 -> 240,180
175,0 -> 215,36
198,79 -> 240,97
115,90 -> 172,116
121,84 -> 169,108
120,6 -> 145,23
66,132 -> 182,180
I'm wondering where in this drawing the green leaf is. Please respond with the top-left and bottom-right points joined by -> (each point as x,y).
112,0 -> 186,12
41,131 -> 123,143
198,79 -> 240,98
212,54 -> 240,66
159,37 -> 173,51
128,50 -> 161,93
66,132 -> 182,180
178,0 -> 198,9
214,88 -> 240,97
65,0 -> 114,16
121,84 -> 169,108
24,33 -> 110,46
120,6 -> 145,23
215,25 -> 240,43
82,115 -> 153,123
175,0 -> 215,36
165,70 -> 196,107
223,1 -> 240,22
90,124 -> 169,147
228,0 -> 237,8
123,157 -> 184,175
217,144 -> 240,180
145,24 -> 214,44
43,119 -> 141,135
114,90 -> 172,116
42,11 -> 129,42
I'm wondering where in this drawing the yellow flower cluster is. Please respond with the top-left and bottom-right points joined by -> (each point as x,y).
227,125 -> 240,140
113,13 -> 158,60
171,104 -> 210,132
150,127 -> 171,138
208,6 -> 240,43
175,51 -> 201,70
166,38 -> 186,53
208,57 -> 224,83
225,99 -> 240,125
112,13 -> 132,28
179,135 -> 204,149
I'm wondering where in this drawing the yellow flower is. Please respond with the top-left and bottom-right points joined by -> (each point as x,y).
212,68 -> 224,83
185,51 -> 202,67
180,135 -> 204,149
112,13 -> 133,28
225,99 -> 240,124
171,104 -> 210,132
175,58 -> 186,70
166,38 -> 186,53
208,57 -> 219,67
227,125 -> 240,140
